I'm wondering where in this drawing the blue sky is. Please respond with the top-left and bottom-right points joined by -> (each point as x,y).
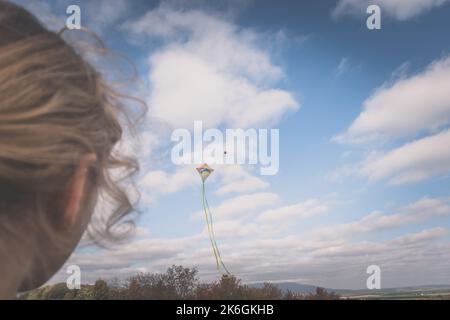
12,0 -> 450,289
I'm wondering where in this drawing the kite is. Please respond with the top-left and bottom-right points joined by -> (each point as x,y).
196,163 -> 230,276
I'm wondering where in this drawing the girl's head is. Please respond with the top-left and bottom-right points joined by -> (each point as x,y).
0,1 -> 139,296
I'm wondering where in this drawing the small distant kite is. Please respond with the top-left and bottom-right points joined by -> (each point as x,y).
196,163 -> 230,275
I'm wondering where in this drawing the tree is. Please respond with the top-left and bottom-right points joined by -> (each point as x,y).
72,285 -> 94,300
127,278 -> 142,300
43,283 -> 70,300
92,280 -> 110,300
211,275 -> 248,299
165,265 -> 199,299
63,289 -> 78,300
195,283 -> 215,300
252,283 -> 283,300
306,287 -> 340,300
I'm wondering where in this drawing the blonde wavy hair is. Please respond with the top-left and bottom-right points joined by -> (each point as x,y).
0,0 -> 143,265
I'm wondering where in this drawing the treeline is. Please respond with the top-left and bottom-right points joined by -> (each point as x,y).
21,265 -> 340,300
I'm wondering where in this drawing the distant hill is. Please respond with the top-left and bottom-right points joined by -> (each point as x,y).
249,282 -> 328,294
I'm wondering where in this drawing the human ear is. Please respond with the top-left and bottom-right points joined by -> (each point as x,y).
63,153 -> 97,229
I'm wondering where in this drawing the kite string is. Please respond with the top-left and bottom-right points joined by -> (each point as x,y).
202,181 -> 230,275
203,187 -> 230,275
202,181 -> 220,271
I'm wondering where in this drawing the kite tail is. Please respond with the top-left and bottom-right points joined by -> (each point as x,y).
201,182 -> 231,276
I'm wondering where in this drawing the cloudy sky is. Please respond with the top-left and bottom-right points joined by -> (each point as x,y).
11,0 -> 450,289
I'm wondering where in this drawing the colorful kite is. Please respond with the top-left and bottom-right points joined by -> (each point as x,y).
196,163 -> 230,275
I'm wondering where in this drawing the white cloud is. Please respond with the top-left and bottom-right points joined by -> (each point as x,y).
138,163 -> 271,204
200,220 -> 261,239
333,0 -> 450,21
50,235 -> 201,283
359,129 -> 450,184
198,198 -> 331,238
52,225 -> 450,288
84,0 -> 130,34
124,6 -> 299,129
214,165 -> 270,195
335,56 -> 450,144
390,227 -> 447,245
333,56 -> 450,185
404,196 -> 450,216
311,197 -> 450,239
258,199 -> 328,224
192,192 -> 280,220
139,166 -> 198,203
